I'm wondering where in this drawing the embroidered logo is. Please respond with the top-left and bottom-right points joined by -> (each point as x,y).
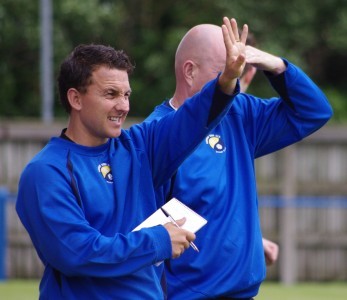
205,134 -> 226,153
98,163 -> 113,183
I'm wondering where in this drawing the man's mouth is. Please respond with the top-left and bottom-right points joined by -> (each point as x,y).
108,115 -> 123,122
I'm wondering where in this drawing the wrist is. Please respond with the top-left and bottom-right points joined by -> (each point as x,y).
218,76 -> 238,95
270,58 -> 287,75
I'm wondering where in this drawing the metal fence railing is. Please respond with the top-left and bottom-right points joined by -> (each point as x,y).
1,189 -> 347,281
0,187 -> 9,280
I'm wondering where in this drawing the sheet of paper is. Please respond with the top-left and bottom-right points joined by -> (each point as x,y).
132,197 -> 207,233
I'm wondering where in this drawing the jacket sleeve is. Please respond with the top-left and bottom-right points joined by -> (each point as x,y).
137,76 -> 240,188
245,59 -> 333,157
16,161 -> 172,277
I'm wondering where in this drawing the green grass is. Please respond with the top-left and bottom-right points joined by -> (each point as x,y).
257,281 -> 347,300
0,279 -> 39,300
0,280 -> 346,299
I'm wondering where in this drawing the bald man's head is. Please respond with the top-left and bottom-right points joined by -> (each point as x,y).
171,23 -> 256,107
174,24 -> 226,97
175,24 -> 225,70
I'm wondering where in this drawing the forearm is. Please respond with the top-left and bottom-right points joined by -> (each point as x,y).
149,76 -> 238,187
266,59 -> 333,131
246,45 -> 286,75
36,216 -> 171,277
17,166 -> 172,278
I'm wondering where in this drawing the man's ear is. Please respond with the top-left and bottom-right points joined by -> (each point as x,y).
182,60 -> 195,86
67,88 -> 82,111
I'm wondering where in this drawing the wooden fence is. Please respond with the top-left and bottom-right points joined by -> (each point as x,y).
1,120 -> 347,283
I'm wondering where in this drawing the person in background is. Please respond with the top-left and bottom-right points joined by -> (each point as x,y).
233,30 -> 280,266
146,23 -> 333,299
240,31 -> 279,267
15,17 -> 248,299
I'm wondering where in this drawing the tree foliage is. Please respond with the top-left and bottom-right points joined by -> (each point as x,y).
0,0 -> 346,121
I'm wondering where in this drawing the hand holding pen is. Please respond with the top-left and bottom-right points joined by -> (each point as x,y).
161,207 -> 199,253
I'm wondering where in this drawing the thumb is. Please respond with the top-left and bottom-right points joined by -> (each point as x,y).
174,217 -> 186,227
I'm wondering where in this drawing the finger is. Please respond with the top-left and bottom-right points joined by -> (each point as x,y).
240,23 -> 249,44
175,217 -> 186,227
223,17 -> 235,43
230,18 -> 239,42
222,24 -> 233,54
235,54 -> 246,68
187,232 -> 196,242
173,246 -> 185,259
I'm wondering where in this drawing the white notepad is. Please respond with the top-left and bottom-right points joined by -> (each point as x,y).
133,197 -> 207,233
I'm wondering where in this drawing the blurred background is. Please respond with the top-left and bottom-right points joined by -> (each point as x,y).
1,0 -> 347,288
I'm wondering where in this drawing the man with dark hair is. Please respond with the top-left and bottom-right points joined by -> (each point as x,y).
16,18 -> 249,299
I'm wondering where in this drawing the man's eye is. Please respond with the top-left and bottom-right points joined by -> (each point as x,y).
105,90 -> 131,100
105,90 -> 117,96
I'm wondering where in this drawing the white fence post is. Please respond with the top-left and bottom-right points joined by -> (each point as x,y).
279,145 -> 298,284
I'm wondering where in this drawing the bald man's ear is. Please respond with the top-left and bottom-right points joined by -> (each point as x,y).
182,60 -> 195,87
67,88 -> 83,111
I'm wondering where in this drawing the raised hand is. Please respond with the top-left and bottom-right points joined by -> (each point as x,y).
218,17 -> 248,95
245,45 -> 286,75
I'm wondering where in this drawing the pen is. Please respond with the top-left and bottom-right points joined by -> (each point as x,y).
160,207 -> 199,252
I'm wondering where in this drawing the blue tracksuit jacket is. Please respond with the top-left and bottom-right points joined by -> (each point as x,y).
16,77 -> 238,299
145,60 -> 333,299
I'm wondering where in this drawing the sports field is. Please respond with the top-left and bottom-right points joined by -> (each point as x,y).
257,281 -> 346,300
0,280 -> 346,299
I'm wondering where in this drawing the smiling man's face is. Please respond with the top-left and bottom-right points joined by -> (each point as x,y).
67,66 -> 132,146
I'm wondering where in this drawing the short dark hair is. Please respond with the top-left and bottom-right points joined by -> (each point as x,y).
57,44 -> 135,113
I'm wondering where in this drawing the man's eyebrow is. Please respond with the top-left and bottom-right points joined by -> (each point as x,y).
105,88 -> 132,95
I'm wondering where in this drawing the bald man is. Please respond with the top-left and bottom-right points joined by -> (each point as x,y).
146,24 -> 332,299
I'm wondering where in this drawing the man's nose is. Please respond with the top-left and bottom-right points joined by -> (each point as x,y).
115,98 -> 129,110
